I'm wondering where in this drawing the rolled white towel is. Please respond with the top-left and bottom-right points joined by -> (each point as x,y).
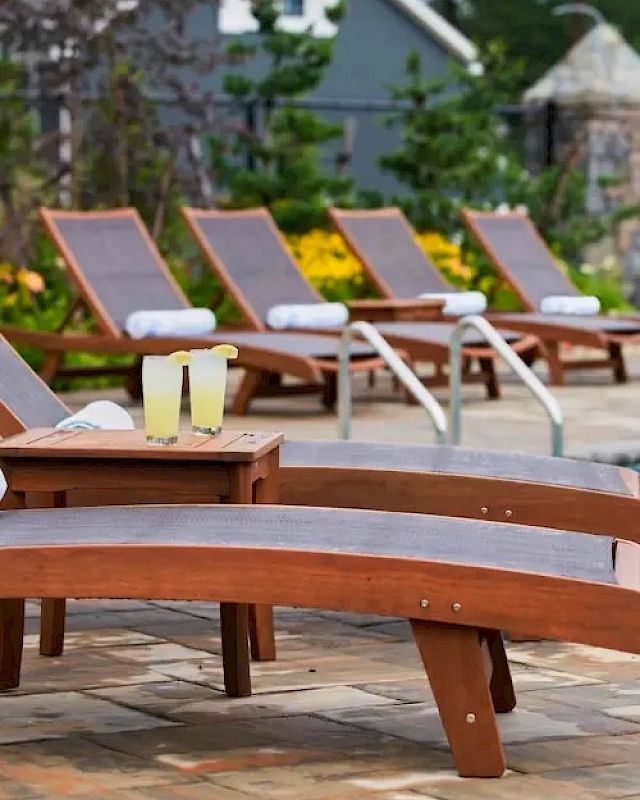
267,302 -> 349,330
417,291 -> 487,317
125,308 -> 216,339
540,295 -> 600,316
55,401 -> 135,431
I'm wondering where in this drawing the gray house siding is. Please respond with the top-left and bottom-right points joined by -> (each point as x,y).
191,0 -> 460,197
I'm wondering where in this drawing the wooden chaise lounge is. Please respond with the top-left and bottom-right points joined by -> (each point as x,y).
2,331 -> 640,672
1,503 -> 639,778
0,208 -> 385,413
462,209 -> 640,384
3,331 -> 638,538
182,206 -> 538,399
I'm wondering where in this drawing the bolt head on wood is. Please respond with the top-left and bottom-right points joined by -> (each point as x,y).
452,602 -> 462,612
419,598 -> 430,608
466,713 -> 476,724
480,506 -> 488,514
505,509 -> 513,518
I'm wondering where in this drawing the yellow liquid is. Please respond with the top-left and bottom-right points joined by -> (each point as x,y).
143,392 -> 181,441
191,384 -> 225,432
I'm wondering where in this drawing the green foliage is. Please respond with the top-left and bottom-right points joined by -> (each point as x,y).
0,60 -> 48,267
434,0 -> 640,91
381,43 -> 531,235
211,0 -> 352,233
569,258 -> 636,313
384,47 -> 632,275
83,61 -> 178,230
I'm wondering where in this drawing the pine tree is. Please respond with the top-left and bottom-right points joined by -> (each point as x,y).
211,0 -> 352,233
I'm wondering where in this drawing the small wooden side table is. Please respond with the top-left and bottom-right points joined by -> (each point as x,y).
0,427 -> 284,697
348,298 -> 446,323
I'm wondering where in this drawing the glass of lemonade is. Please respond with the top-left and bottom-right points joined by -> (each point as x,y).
142,355 -> 183,445
189,349 -> 228,435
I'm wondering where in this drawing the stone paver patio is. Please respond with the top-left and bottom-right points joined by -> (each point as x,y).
5,352 -> 640,798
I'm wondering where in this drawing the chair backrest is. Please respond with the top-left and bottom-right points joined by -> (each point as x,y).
0,336 -> 69,436
40,208 -> 190,337
330,207 -> 451,298
462,210 -> 578,311
182,207 -> 323,330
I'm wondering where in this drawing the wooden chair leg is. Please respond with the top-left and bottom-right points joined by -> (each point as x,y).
321,372 -> 337,411
478,358 -> 500,400
482,629 -> 516,713
411,620 -> 506,778
544,341 -> 565,385
40,599 -> 66,656
249,604 -> 276,661
39,351 -> 63,384
231,370 -> 263,415
126,357 -> 143,400
0,599 -> 25,690
220,602 -> 251,697
609,342 -> 627,383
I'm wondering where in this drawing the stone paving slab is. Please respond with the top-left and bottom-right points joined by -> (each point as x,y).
5,367 -> 640,798
4,603 -> 640,798
90,684 -> 400,723
0,691 -> 176,745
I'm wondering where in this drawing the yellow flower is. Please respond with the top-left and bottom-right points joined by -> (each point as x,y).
285,230 -> 364,289
17,268 -> 45,293
414,232 -> 473,282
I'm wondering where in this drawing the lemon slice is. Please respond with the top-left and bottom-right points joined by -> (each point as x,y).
167,350 -> 192,366
210,344 -> 239,360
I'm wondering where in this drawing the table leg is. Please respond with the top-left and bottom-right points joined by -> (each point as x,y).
0,599 -> 25,690
219,464 -> 254,697
220,602 -> 251,697
250,451 -> 279,662
25,491 -> 67,657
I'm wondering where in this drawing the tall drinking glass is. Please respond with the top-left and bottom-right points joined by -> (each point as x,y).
189,349 -> 228,435
142,356 -> 183,445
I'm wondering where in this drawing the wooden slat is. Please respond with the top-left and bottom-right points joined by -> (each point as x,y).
0,429 -> 284,463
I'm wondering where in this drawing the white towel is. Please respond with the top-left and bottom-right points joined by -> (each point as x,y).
125,308 -> 216,339
55,401 -> 135,431
539,295 -> 600,316
0,470 -> 5,501
267,302 -> 349,330
417,291 -> 487,317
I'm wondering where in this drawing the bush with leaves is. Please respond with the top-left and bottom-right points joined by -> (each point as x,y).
211,0 -> 352,233
381,44 -> 639,308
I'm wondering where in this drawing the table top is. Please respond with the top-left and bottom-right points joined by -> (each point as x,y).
0,429 -> 284,463
347,297 -> 445,323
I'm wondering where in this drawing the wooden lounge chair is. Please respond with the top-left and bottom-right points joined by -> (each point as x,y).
330,206 -> 541,366
1,503 -> 639,778
462,209 -> 640,384
2,329 -> 639,535
182,207 -> 538,400
4,329 -> 640,672
3,330 -> 637,538
1,208 -> 385,414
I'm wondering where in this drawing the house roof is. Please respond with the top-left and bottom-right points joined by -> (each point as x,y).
388,0 -> 477,63
524,22 -> 640,105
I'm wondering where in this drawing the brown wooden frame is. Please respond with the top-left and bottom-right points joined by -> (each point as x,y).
182,206 -> 325,332
328,206 -> 541,395
461,208 -> 640,385
0,208 -> 388,414
279,463 -> 640,539
329,206 -> 433,300
182,206 -> 537,401
0,511 -> 639,779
